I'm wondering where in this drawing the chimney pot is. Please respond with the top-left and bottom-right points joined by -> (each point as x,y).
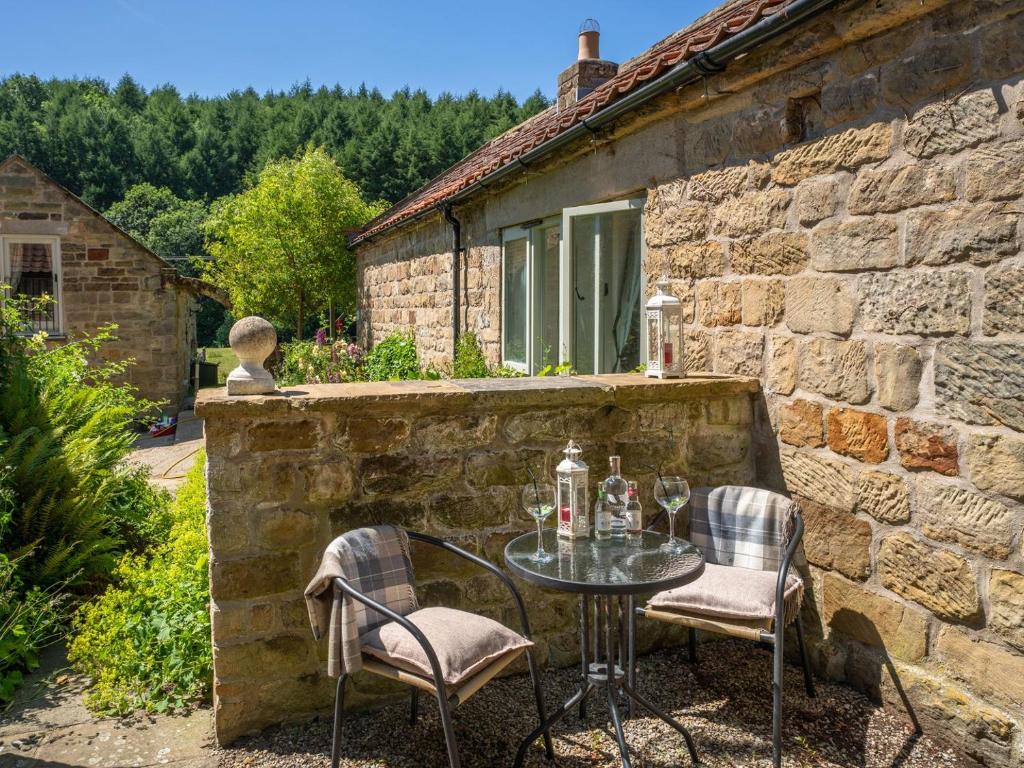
578,18 -> 601,60
558,19 -> 617,112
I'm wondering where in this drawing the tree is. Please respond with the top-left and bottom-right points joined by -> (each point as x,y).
106,185 -> 225,346
0,72 -> 551,208
203,147 -> 384,339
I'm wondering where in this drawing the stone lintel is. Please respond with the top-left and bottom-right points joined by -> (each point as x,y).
195,374 -> 760,419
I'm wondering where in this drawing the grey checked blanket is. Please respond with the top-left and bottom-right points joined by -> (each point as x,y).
305,525 -> 418,677
687,486 -> 798,572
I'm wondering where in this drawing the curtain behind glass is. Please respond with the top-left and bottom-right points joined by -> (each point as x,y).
8,241 -> 57,332
503,237 -> 528,365
532,224 -> 560,371
602,210 -> 642,373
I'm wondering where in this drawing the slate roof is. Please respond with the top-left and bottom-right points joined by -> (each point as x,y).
352,0 -> 800,244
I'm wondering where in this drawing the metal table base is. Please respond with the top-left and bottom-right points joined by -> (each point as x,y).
514,594 -> 698,768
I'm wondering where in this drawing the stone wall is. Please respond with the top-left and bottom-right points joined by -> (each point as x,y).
195,374 -> 759,743
638,3 -> 1024,764
356,200 -> 502,369
0,156 -> 197,410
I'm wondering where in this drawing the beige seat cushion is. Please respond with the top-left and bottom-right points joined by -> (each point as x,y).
648,562 -> 803,624
361,606 -> 532,687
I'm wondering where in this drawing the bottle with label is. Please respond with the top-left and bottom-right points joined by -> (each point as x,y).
604,456 -> 628,540
625,481 -> 643,541
594,486 -> 611,540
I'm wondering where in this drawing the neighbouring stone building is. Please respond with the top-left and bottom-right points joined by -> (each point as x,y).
339,0 -> 1024,763
0,154 -> 200,409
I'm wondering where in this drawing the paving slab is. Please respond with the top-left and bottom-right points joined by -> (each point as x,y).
0,647 -> 215,768
131,411 -> 204,493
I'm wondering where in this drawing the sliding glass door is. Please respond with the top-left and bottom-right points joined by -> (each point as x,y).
562,200 -> 644,374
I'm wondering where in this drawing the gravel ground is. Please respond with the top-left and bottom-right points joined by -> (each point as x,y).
217,639 -> 962,768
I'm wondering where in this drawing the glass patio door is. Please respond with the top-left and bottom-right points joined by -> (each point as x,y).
502,220 -> 561,374
561,200 -> 644,374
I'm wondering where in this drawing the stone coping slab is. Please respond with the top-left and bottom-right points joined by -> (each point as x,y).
194,373 -> 759,419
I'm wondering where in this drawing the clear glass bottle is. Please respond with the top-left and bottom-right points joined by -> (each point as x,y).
604,456 -> 628,540
594,485 -> 611,540
625,481 -> 643,541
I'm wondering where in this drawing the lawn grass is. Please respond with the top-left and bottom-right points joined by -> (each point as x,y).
202,347 -> 237,386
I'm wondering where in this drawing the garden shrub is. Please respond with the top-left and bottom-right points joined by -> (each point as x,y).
0,300 -> 150,589
362,331 -> 421,381
0,466 -> 67,704
451,331 -> 490,379
0,294 -> 168,701
69,451 -> 211,714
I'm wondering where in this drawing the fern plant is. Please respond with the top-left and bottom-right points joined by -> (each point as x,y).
0,294 -> 155,589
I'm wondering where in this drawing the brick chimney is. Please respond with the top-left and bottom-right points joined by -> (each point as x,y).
557,19 -> 619,112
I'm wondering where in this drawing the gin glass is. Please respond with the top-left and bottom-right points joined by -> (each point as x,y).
653,476 -> 690,554
521,483 -> 556,563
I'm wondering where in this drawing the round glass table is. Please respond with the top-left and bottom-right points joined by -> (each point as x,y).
505,529 -> 705,768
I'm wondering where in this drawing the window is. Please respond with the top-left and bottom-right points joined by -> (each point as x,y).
1,236 -> 63,334
500,199 -> 645,375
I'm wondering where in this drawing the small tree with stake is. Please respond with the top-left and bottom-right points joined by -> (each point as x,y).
203,146 -> 384,339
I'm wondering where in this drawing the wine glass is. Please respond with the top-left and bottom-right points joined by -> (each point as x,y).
653,476 -> 690,554
521,483 -> 556,563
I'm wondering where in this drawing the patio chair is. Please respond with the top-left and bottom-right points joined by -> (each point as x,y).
305,525 -> 552,768
634,486 -> 815,768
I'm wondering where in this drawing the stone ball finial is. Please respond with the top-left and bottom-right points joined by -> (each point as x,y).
226,316 -> 278,395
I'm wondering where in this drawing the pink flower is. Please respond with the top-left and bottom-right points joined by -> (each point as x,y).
315,328 -> 328,346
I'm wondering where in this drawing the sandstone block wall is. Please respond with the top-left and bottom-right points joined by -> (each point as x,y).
195,375 -> 759,743
0,156 -> 196,410
356,200 -> 502,370
640,4 -> 1024,763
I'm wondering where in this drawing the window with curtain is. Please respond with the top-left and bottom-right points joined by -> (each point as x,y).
2,237 -> 62,334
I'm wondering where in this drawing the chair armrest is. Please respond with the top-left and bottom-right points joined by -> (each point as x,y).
773,508 -> 804,632
407,531 -> 534,638
332,576 -> 448,692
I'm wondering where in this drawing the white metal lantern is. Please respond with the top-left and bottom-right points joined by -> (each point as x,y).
645,277 -> 683,379
556,440 -> 590,539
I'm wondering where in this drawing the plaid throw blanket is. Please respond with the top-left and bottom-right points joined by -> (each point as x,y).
305,525 -> 418,677
687,486 -> 798,572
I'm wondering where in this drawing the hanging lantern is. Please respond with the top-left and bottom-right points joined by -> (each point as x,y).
645,277 -> 683,379
556,440 -> 590,539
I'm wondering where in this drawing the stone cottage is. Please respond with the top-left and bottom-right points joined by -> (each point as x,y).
0,154 -> 200,410
349,0 -> 1024,763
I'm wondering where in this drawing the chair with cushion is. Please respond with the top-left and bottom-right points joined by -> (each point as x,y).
634,486 -> 815,768
305,525 -> 552,768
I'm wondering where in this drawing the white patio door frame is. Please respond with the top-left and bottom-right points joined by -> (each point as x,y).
559,198 -> 646,373
0,234 -> 64,335
501,217 -> 562,374
500,225 -> 530,373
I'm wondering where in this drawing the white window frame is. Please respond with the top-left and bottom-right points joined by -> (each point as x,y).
501,218 -> 562,374
0,235 -> 64,336
560,198 -> 646,373
500,225 -> 531,373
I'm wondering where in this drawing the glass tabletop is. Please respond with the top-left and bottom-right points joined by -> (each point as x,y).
504,529 -> 704,595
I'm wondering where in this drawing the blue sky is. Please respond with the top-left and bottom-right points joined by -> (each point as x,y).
3,1 -> 721,101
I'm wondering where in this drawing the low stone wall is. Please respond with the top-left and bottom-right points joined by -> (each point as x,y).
195,374 -> 759,743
